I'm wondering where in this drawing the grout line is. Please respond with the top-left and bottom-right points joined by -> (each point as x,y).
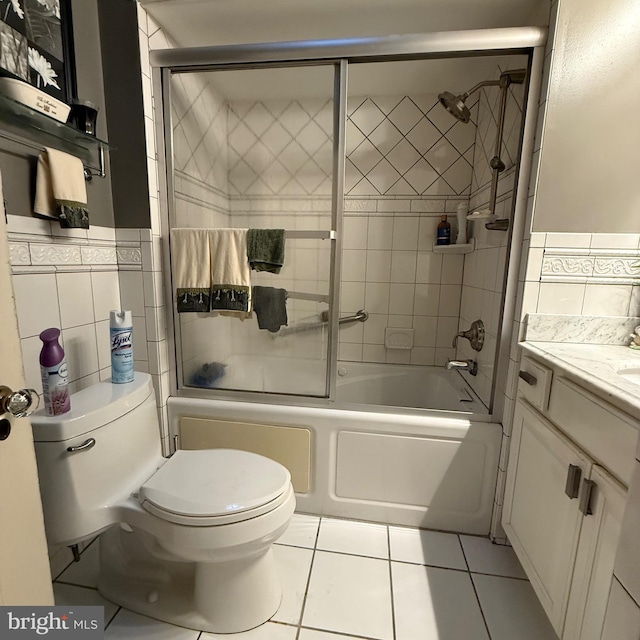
105,605 -> 120,629
53,582 -> 100,593
300,625 -> 384,640
457,533 -> 470,572
459,539 -> 493,640
293,516 -> 322,640
386,525 -> 397,640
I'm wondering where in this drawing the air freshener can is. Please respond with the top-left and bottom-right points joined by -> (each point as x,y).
110,310 -> 134,383
39,327 -> 70,416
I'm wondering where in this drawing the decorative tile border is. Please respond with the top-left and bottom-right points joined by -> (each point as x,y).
117,248 -> 142,265
541,249 -> 640,284
30,244 -> 82,266
81,247 -> 118,265
8,217 -> 143,273
9,243 -> 30,266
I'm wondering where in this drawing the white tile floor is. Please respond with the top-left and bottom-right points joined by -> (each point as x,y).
53,514 -> 558,640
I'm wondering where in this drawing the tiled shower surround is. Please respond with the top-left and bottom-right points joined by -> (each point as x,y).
141,2 -> 639,446
170,71 -> 487,374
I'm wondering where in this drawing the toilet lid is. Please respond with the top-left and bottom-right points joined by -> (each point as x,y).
139,449 -> 291,519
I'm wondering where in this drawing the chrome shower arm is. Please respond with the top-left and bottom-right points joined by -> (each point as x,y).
460,78 -> 501,100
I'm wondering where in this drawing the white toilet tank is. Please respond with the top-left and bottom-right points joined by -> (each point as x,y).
31,373 -> 164,546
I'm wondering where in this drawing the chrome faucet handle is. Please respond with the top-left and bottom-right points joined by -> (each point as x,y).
451,319 -> 485,351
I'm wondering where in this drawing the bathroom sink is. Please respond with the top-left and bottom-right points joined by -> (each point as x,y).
616,367 -> 640,385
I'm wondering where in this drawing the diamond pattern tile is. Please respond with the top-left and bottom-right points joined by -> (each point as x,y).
405,117 -> 442,155
424,137 -> 460,175
367,159 -> 402,195
404,159 -> 438,195
387,98 -> 424,135
385,139 -> 421,175
351,99 -> 386,136
171,74 -> 528,203
244,102 -> 276,137
261,121 -> 294,156
350,139 -> 384,176
368,120 -> 404,156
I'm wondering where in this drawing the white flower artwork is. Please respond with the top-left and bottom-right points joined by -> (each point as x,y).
28,45 -> 59,89
5,0 -> 24,20
34,0 -> 59,19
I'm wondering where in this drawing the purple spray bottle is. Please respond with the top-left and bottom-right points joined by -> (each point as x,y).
39,327 -> 71,416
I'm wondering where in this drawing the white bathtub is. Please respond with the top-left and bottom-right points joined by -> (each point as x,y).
186,357 -> 488,415
169,361 -> 501,533
335,361 -> 487,414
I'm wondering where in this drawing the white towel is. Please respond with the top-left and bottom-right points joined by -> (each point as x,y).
34,147 -> 89,229
171,228 -> 211,313
209,229 -> 252,319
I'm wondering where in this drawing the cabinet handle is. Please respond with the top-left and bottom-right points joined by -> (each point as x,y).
564,464 -> 582,499
579,479 -> 596,516
518,370 -> 537,386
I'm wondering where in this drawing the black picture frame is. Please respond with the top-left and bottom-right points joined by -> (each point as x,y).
0,0 -> 77,105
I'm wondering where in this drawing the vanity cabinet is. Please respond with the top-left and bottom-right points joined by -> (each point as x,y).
503,355 -> 633,640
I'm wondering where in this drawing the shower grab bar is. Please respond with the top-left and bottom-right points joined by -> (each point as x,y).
327,309 -> 369,325
284,230 -> 336,240
272,309 -> 368,337
286,291 -> 330,303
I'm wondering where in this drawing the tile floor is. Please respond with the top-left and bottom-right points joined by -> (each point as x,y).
53,514 -> 558,640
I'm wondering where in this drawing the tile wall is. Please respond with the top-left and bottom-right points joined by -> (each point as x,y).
6,215 -> 171,452
456,69 -> 525,406
9,216 -> 123,396
339,94 -> 475,365
168,78 -> 480,368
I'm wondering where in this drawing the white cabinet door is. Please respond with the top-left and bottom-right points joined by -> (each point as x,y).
601,578 -> 640,640
563,465 -> 626,640
503,399 -> 589,635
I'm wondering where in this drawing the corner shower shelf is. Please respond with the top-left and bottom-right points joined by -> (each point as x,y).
0,92 -> 112,178
432,238 -> 475,254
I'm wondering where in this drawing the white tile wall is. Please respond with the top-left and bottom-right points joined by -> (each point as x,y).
9,219 -> 124,395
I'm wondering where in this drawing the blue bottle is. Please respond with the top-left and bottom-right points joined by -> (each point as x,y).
110,310 -> 134,383
436,215 -> 451,245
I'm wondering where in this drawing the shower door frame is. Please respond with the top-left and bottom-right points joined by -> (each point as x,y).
151,26 -> 547,419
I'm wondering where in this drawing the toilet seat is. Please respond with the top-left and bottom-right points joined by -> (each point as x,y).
139,449 -> 291,527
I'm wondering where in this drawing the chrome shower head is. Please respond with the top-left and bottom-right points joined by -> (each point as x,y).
439,69 -> 527,125
437,91 -> 471,124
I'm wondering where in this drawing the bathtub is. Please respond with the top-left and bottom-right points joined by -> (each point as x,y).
335,361 -> 487,414
169,361 -> 501,534
185,357 -> 488,415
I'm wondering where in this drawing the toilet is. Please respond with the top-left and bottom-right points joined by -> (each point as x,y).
30,373 -> 296,633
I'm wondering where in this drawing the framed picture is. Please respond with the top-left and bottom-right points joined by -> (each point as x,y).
0,0 -> 77,105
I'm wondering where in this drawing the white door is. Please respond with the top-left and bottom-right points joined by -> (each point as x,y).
0,204 -> 53,604
563,464 -> 627,640
502,399 -> 588,635
601,578 -> 640,640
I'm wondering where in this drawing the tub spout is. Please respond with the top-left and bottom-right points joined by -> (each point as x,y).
446,359 -> 478,376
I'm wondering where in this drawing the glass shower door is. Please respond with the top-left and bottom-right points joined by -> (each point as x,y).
168,65 -> 337,397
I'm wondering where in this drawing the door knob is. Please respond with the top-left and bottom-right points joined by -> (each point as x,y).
0,386 -> 40,418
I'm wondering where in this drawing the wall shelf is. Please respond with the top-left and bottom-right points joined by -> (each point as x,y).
0,92 -> 112,178
432,238 -> 475,254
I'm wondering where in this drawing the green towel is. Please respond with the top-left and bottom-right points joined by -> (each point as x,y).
247,228 -> 285,274
252,286 -> 288,332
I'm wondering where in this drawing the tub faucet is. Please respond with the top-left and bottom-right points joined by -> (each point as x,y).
446,359 -> 478,376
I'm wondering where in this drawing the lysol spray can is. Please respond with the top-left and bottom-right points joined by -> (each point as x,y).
110,310 -> 134,384
39,327 -> 70,416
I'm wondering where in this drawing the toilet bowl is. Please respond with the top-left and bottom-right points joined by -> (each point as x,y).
31,374 -> 296,633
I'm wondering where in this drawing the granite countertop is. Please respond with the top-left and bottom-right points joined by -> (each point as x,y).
521,341 -> 640,423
